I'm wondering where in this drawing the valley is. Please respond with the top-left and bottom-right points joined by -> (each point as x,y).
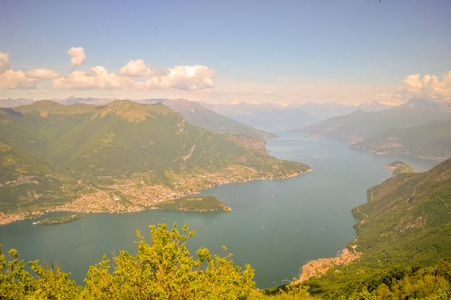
0,130 -> 440,290
0,97 -> 449,296
1,1 -> 450,297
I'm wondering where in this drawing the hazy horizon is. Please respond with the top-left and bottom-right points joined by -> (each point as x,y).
1,0 -> 450,106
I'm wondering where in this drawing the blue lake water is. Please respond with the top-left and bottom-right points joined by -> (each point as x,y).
0,132 -> 438,288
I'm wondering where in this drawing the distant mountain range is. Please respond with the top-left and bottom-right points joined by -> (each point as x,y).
1,97 -> 395,131
202,101 -> 393,130
201,102 -> 319,130
299,99 -> 451,160
140,99 -> 276,142
0,100 -> 310,224
3,97 -> 449,160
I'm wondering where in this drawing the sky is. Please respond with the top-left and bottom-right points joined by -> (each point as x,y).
1,0 -> 450,105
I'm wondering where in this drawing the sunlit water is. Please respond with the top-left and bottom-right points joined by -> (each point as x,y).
0,132 -> 438,288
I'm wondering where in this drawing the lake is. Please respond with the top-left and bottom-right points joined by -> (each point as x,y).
0,132 -> 438,288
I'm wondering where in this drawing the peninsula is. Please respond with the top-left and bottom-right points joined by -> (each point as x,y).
33,214 -> 83,225
384,160 -> 417,176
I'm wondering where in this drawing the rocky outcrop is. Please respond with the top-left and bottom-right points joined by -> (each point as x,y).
296,246 -> 361,283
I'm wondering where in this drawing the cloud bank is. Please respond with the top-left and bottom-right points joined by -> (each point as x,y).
0,48 -> 215,93
119,59 -> 152,77
398,72 -> 451,101
26,69 -> 59,79
0,70 -> 36,89
1,48 -> 449,104
375,71 -> 451,104
144,65 -> 215,91
53,66 -> 135,90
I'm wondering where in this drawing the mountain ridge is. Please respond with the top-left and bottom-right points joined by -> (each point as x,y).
0,100 -> 310,224
1,97 -> 277,141
301,158 -> 451,298
299,99 -> 451,159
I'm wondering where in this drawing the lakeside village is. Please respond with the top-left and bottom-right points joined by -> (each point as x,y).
0,166 -> 310,225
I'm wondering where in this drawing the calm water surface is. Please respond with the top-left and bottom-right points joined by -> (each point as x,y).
0,132 -> 438,288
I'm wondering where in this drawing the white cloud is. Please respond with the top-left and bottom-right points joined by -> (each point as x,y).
375,71 -> 451,104
67,47 -> 86,67
0,52 -> 10,73
145,65 -> 215,91
53,66 -> 134,90
0,70 -> 36,89
26,68 -> 59,79
397,71 -> 451,102
1,48 -> 215,94
119,59 -> 152,77
120,61 -> 215,91
53,64 -> 214,92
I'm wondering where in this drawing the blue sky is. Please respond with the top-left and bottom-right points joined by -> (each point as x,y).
1,0 -> 450,104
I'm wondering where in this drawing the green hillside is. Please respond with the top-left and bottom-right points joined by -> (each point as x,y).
351,119 -> 451,160
56,97 -> 278,142
352,158 -> 451,267
304,158 -> 451,298
0,101 -> 310,223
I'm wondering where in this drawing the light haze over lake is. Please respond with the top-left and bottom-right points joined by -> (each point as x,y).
0,132 -> 438,288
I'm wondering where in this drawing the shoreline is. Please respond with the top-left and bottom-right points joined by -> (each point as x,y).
0,166 -> 311,225
295,245 -> 361,283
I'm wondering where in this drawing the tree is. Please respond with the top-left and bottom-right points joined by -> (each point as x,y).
0,224 -> 323,299
0,246 -> 79,299
82,223 -> 255,299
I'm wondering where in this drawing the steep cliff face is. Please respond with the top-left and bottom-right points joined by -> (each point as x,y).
296,158 -> 451,285
351,158 -> 451,267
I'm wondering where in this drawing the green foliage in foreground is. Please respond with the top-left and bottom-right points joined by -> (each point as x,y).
84,224 -> 256,299
1,223 -> 450,299
0,224 -> 316,299
306,259 -> 451,299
